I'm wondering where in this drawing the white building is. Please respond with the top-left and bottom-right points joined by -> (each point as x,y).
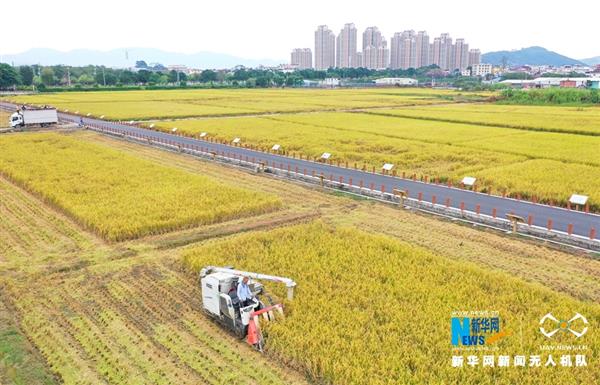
320,78 -> 340,87
167,65 -> 190,74
374,77 -> 418,86
472,64 -> 493,77
500,77 -> 590,88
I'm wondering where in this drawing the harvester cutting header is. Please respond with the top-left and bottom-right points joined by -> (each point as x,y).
199,266 -> 296,351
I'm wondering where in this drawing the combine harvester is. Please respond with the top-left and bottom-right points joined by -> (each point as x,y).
199,266 -> 296,351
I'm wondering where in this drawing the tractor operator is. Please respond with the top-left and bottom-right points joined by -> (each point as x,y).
237,276 -> 254,307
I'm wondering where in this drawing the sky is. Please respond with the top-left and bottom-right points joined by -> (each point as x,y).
1,0 -> 598,60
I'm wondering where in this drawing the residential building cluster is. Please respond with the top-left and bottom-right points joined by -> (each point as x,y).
290,49 -> 312,70
291,24 -> 481,71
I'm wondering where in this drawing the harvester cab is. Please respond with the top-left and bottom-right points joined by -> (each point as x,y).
199,266 -> 296,351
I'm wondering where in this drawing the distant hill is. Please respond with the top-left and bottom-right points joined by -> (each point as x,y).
1,48 -> 284,69
581,56 -> 600,66
482,46 -> 585,67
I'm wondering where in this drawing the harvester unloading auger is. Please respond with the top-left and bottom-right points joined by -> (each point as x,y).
199,266 -> 296,351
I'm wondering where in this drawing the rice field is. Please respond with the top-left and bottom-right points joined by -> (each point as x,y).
1,117 -> 598,385
0,110 -> 11,128
0,175 -> 96,269
4,88 -> 600,208
7,88 -> 486,120
373,104 -> 600,135
0,133 -> 281,241
3,259 -> 309,385
150,111 -> 600,208
183,221 -> 600,385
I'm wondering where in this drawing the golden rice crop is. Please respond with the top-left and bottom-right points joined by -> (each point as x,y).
152,112 -> 600,209
152,113 -> 526,177
183,221 -> 600,385
8,89 -> 599,208
7,88 -> 476,120
0,110 -> 12,128
0,133 -> 281,241
375,104 -> 600,135
6,260 -> 308,385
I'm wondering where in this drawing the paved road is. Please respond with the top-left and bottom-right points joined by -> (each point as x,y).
1,102 -> 599,240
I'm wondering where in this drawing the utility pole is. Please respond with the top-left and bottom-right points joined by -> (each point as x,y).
67,67 -> 71,87
102,67 -> 106,86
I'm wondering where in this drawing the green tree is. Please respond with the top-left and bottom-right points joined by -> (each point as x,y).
136,70 -> 151,84
149,72 -> 162,84
255,76 -> 271,87
273,74 -> 285,87
0,63 -> 20,88
168,70 -> 178,83
167,70 -> 187,83
285,75 -> 303,87
103,71 -> 118,85
199,70 -> 218,83
19,66 -> 34,86
77,74 -> 94,85
41,67 -> 56,86
157,74 -> 169,84
216,71 -> 226,82
52,66 -> 66,83
119,70 -> 137,84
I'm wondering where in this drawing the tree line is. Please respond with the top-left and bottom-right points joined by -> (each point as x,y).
0,62 -> 485,91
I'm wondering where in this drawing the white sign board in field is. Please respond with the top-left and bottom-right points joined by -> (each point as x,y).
232,137 -> 241,144
569,194 -> 588,205
149,123 -> 155,128
199,132 -> 207,137
461,176 -> 477,186
272,144 -> 281,151
171,127 -> 178,133
382,163 -> 394,171
321,152 -> 331,160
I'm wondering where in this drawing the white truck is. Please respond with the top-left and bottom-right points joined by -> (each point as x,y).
9,108 -> 58,129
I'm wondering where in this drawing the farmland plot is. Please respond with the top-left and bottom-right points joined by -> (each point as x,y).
0,175 -> 96,271
150,113 -> 527,178
7,88 -> 483,120
81,130 -> 600,303
374,104 -> 600,135
0,111 -> 11,128
4,259 -> 308,385
0,133 -> 281,241
151,111 -> 600,208
183,221 -> 600,385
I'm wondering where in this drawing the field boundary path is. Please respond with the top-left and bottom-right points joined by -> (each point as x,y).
1,101 -> 598,251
